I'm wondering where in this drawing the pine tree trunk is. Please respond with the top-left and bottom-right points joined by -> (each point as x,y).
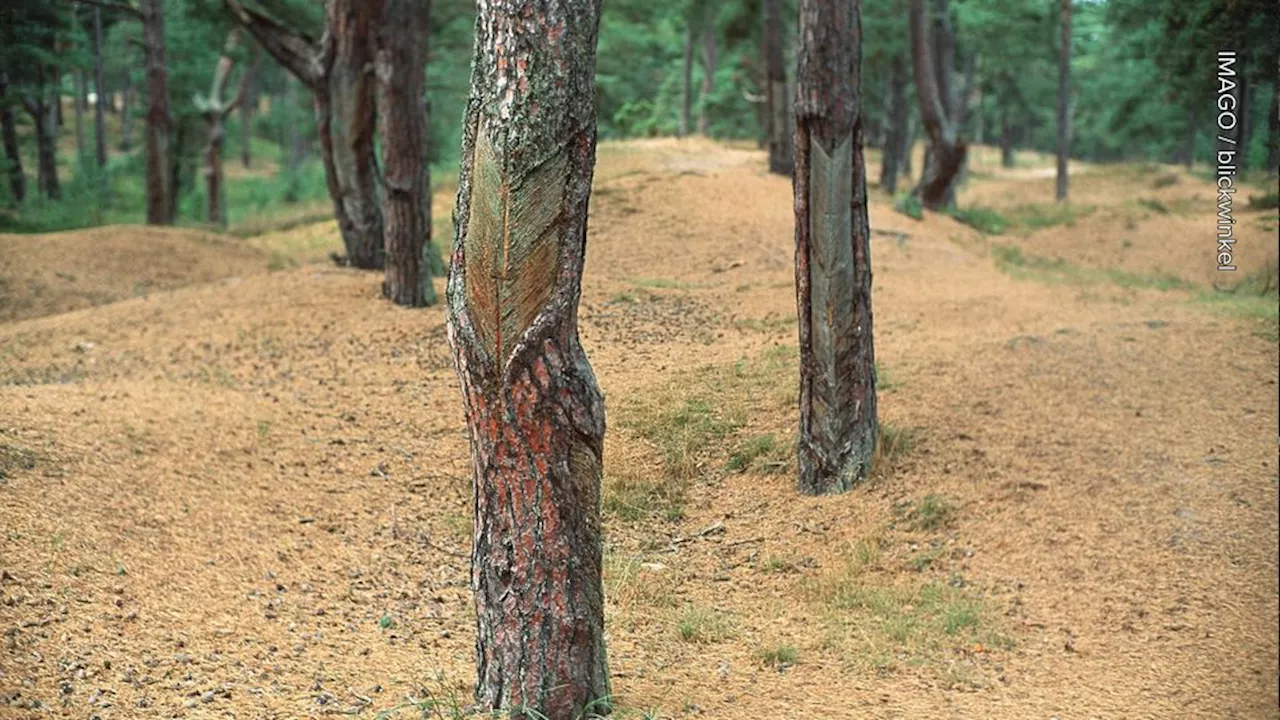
794,0 -> 877,495
1267,69 -> 1278,174
28,81 -> 62,200
1055,0 -> 1070,202
881,52 -> 908,194
54,67 -> 64,128
1000,107 -> 1015,168
698,27 -> 717,136
375,0 -> 433,307
93,7 -> 108,168
931,0 -> 954,119
327,0 -> 384,269
763,0 -> 793,175
903,114 -> 915,177
0,72 -> 26,202
74,71 -> 87,161
205,115 -> 226,224
240,45 -> 259,168
908,0 -> 965,210
120,83 -> 135,152
446,0 -> 610,715
142,0 -> 174,224
680,27 -> 694,137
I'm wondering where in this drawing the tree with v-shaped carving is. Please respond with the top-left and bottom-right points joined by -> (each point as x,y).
446,0 -> 610,717
793,0 -> 879,495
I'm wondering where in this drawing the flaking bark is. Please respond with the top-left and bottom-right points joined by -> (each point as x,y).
794,0 -> 878,495
446,0 -> 610,716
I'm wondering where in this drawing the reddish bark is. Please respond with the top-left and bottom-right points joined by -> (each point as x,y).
446,0 -> 610,715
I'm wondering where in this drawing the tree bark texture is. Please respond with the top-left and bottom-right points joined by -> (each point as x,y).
999,106 -> 1015,168
908,0 -> 965,210
0,73 -> 26,202
1055,0 -> 1070,202
763,0 -> 793,175
142,0 -> 174,224
224,0 -> 384,269
880,52 -> 908,194
93,7 -> 108,168
446,0 -> 610,715
375,0 -> 434,307
793,0 -> 878,495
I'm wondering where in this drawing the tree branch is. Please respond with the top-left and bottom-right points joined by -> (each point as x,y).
222,0 -> 323,88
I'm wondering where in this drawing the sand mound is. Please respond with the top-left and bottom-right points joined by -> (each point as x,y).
0,225 -> 270,324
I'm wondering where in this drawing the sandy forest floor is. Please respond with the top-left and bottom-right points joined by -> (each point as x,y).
1,139 -> 1278,719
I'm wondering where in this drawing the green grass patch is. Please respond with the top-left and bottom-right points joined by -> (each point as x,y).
602,469 -> 688,523
948,206 -> 1009,235
992,244 -> 1193,291
809,543 -> 1010,678
1196,265 -> 1280,341
1137,198 -> 1169,214
894,193 -> 923,221
1003,202 -> 1096,234
902,494 -> 956,532
725,433 -> 792,475
759,644 -> 799,669
676,603 -> 736,644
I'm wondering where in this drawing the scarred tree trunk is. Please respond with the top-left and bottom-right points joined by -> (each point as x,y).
1055,0 -> 1070,202
794,0 -> 877,494
763,0 -> 793,175
0,72 -> 26,202
698,26 -> 717,135
142,0 -> 174,224
908,0 -> 965,210
881,52 -> 908,194
225,0 -> 384,269
375,0 -> 434,307
93,7 -> 108,168
679,27 -> 694,137
446,0 -> 610,715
